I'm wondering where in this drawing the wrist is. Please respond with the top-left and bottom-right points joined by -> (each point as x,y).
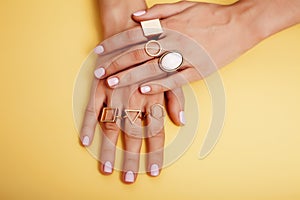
99,0 -> 146,38
237,0 -> 300,42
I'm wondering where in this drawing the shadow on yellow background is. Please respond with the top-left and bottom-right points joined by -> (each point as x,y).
0,0 -> 300,199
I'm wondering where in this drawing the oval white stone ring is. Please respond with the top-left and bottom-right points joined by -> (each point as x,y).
158,51 -> 184,72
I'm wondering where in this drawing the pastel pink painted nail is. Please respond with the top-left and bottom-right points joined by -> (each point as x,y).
107,77 -> 119,87
179,111 -> 186,125
104,161 -> 113,173
125,171 -> 135,183
94,68 -> 105,79
82,136 -> 90,146
140,86 -> 151,94
150,164 -> 159,177
94,45 -> 104,54
133,10 -> 146,17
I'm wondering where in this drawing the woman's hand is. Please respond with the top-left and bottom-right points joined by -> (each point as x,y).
99,0 -> 146,38
94,0 -> 300,94
97,0 -> 186,125
80,0 -> 186,184
80,78 -> 184,183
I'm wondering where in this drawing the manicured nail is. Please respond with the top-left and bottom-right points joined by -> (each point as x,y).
104,161 -> 113,173
150,164 -> 159,177
107,77 -> 119,87
179,111 -> 186,125
125,171 -> 135,183
94,45 -> 104,54
82,136 -> 90,146
140,86 -> 151,94
94,68 -> 105,79
133,10 -> 146,17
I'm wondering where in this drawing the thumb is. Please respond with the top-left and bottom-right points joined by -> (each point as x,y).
132,1 -> 197,21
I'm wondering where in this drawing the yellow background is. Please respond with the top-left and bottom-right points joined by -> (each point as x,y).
1,0 -> 300,199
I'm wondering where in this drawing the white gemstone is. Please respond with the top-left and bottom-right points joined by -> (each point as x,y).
141,19 -> 163,37
161,52 -> 183,71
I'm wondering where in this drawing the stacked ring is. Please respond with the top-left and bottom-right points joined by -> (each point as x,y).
100,104 -> 166,124
141,19 -> 184,72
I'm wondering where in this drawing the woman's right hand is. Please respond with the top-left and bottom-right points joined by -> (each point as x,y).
93,0 -> 300,94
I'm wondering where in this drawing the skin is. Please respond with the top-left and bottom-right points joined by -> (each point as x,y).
81,0 -> 185,184
94,0 -> 300,94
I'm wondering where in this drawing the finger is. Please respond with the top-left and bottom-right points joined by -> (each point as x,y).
146,126 -> 165,177
106,59 -> 167,88
94,46 -> 155,80
122,111 -> 143,184
144,103 -> 165,177
80,79 -> 105,147
165,88 -> 186,126
140,68 -> 201,94
132,1 -> 197,21
94,27 -> 148,55
99,107 -> 122,175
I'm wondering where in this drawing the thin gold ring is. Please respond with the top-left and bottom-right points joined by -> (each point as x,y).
145,40 -> 163,57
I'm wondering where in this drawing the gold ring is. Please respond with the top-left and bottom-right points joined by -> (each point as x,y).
100,108 -> 143,124
145,40 -> 163,57
143,104 -> 166,120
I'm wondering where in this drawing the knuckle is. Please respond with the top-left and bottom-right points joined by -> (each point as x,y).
131,49 -> 145,61
84,106 -> 98,120
101,147 -> 115,155
125,29 -> 136,42
125,127 -> 143,139
124,157 -> 139,165
121,70 -> 134,85
172,79 -> 181,89
108,60 -> 120,74
85,106 -> 96,115
147,61 -> 159,74
162,18 -> 177,29
126,28 -> 142,43
154,84 -> 166,93
147,123 -> 164,137
101,122 -> 119,133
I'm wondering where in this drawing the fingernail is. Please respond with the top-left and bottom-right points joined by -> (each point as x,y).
107,77 -> 119,87
104,161 -> 113,173
150,164 -> 159,177
179,111 -> 186,125
133,10 -> 146,17
125,171 -> 135,183
94,68 -> 105,79
140,86 -> 151,94
94,45 -> 104,54
82,136 -> 90,146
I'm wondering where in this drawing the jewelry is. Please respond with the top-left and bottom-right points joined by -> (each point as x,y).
145,40 -> 163,57
100,108 -> 143,124
141,19 -> 163,37
158,51 -> 183,72
124,109 -> 142,124
143,104 -> 166,120
150,104 -> 166,120
100,104 -> 165,123
100,108 -> 120,123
